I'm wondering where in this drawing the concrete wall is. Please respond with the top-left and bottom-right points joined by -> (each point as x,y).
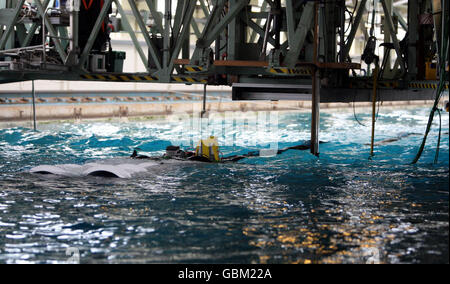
1,99 -> 440,124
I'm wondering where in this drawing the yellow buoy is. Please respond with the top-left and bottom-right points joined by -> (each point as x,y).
195,136 -> 220,162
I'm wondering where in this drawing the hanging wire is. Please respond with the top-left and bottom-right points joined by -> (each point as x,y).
352,94 -> 367,127
412,32 -> 449,164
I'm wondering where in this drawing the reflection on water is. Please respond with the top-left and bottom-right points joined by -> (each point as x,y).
0,107 -> 448,263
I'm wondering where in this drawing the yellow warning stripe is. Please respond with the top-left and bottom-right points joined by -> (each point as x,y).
143,75 -> 155,81
269,67 -> 312,76
83,74 -> 95,80
81,74 -> 204,83
409,82 -> 449,89
119,75 -> 131,81
172,76 -> 185,83
185,66 -> 204,73
171,76 -> 207,84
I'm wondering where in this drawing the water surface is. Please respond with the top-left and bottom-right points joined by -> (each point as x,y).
0,107 -> 448,263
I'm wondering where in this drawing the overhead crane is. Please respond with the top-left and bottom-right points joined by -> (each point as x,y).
0,0 -> 448,156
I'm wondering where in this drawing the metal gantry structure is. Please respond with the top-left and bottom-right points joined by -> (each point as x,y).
0,0 -> 449,155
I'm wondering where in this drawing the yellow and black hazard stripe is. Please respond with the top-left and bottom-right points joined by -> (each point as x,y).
184,66 -> 205,73
81,74 -> 158,82
409,82 -> 449,90
171,76 -> 207,84
81,74 -> 206,84
268,67 -> 312,76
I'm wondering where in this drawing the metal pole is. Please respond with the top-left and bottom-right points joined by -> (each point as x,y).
370,59 -> 380,158
32,80 -> 37,131
260,11 -> 272,60
339,0 -> 346,63
342,0 -> 368,60
42,7 -> 51,67
201,84 -> 207,118
311,1 -> 320,157
68,0 -> 79,65
311,71 -> 320,157
42,15 -> 45,65
163,0 -> 171,71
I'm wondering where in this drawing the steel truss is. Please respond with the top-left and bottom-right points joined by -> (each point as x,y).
1,0 -> 446,85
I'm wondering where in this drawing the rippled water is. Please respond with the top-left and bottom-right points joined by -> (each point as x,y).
0,106 -> 448,264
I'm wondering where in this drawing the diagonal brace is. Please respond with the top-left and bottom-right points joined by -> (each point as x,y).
0,0 -> 26,50
191,0 -> 250,63
127,0 -> 162,70
78,0 -> 113,69
34,0 -> 67,62
283,2 -> 315,68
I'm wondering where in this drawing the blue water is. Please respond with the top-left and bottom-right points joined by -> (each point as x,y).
0,107 -> 448,264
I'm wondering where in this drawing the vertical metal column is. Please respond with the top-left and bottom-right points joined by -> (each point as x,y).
339,0 -> 346,63
431,0 -> 443,68
382,0 -> 392,75
42,6 -> 47,67
370,60 -> 380,158
201,84 -> 207,118
163,0 -> 171,72
311,1 -> 320,157
407,0 -> 418,80
68,0 -> 79,65
228,0 -> 246,61
311,72 -> 320,157
260,11 -> 273,60
31,80 -> 37,131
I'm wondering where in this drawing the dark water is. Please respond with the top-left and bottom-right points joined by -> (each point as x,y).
0,107 -> 448,264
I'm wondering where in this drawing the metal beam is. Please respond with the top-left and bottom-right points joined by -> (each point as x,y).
167,0 -> 196,74
204,0 -> 249,47
115,0 -> 150,72
163,0 -> 171,69
191,0 -> 226,63
249,1 -> 268,43
191,18 -> 202,38
342,0 -> 368,61
127,0 -> 162,70
172,0 -> 187,38
78,0 -> 113,68
380,0 -> 406,75
199,0 -> 211,18
243,16 -> 276,47
285,0 -> 296,46
191,0 -> 249,63
393,8 -> 408,31
34,0 -> 67,62
22,0 -> 51,47
407,0 -> 418,79
0,0 -> 25,50
311,1 -> 320,157
144,0 -> 164,34
283,2 -> 315,68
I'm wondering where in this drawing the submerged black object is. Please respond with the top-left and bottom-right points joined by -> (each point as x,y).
131,141 -> 326,163
364,132 -> 421,146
